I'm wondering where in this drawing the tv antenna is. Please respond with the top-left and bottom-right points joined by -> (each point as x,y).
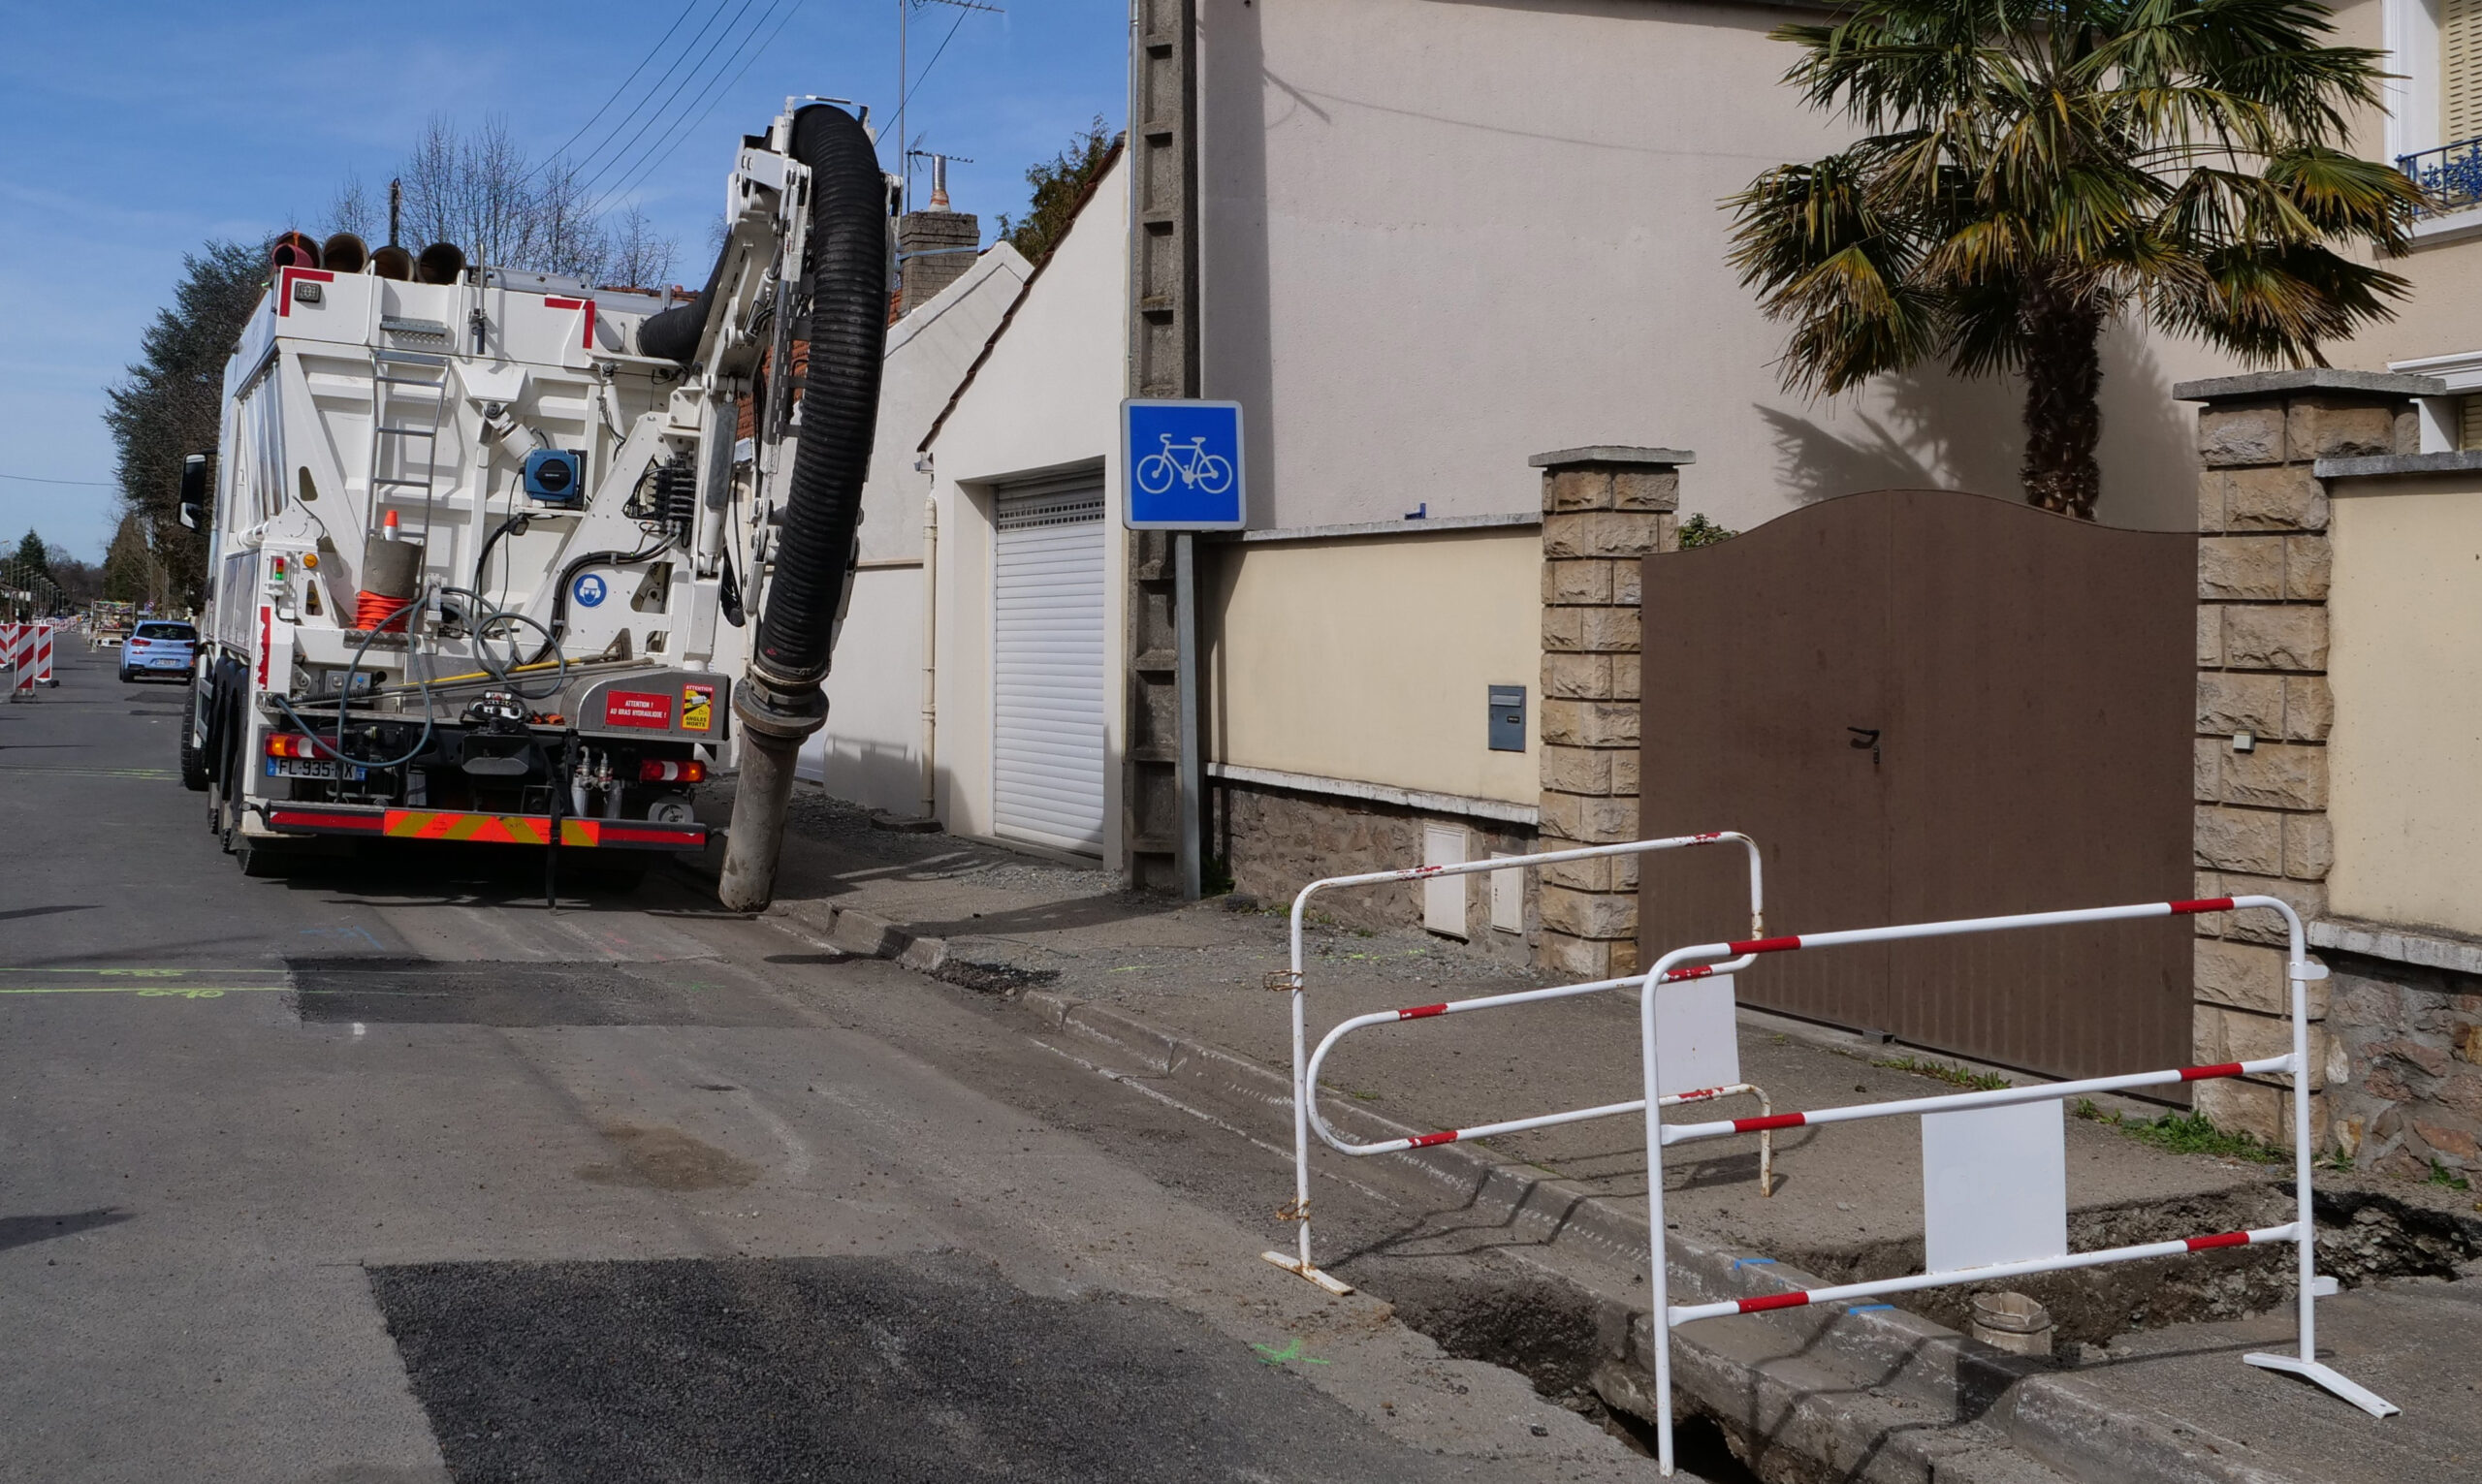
907,148 -> 974,210
898,0 -> 1003,213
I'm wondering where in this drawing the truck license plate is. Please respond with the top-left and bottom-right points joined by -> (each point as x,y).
267,758 -> 368,781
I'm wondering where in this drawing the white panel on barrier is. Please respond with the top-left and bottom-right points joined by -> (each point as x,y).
1922,1099 -> 2067,1272
1654,974 -> 1741,1097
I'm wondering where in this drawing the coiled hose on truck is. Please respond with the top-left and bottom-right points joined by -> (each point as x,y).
716,102 -> 889,910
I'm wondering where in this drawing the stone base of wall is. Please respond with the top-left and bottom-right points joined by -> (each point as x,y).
1216,780 -> 1537,966
2323,950 -> 2482,1176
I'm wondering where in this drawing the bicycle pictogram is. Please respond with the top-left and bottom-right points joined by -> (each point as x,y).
1132,433 -> 1235,497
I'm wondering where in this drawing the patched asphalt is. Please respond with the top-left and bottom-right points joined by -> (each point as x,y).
369,1251 -> 1479,1484
289,958 -> 802,1027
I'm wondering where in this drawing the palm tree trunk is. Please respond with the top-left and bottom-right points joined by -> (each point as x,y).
2020,285 -> 2105,520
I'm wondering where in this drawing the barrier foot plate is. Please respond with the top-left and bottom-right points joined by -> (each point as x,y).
2243,1352 -> 2400,1418
1261,1250 -> 1352,1296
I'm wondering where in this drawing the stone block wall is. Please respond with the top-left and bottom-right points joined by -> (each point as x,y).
1533,447 -> 1689,978
2322,942 -> 2482,1175
1217,780 -> 1536,964
2180,372 -> 2424,1151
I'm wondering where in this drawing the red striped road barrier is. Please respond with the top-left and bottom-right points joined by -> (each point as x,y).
1633,894 -> 2397,1477
1262,832 -> 1769,1295
3,624 -> 31,700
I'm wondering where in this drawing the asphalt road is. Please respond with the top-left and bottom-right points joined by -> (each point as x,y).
0,647 -> 1664,1483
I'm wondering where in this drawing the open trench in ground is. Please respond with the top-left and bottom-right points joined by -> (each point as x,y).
1311,1184 -> 2477,1484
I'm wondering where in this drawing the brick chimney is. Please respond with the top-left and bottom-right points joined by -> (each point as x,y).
896,160 -> 979,316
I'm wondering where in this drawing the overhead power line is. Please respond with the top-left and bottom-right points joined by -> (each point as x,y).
555,0 -> 740,187
573,0 -> 769,208
530,0 -> 718,183
0,472 -> 117,488
591,0 -> 810,220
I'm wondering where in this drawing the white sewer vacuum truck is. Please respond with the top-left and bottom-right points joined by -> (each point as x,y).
181,100 -> 886,908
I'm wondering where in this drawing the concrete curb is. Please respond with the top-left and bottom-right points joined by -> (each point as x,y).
764,896 -> 952,974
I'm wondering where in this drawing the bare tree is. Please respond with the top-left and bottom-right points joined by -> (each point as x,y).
326,172 -> 378,241
382,114 -> 676,282
603,205 -> 677,290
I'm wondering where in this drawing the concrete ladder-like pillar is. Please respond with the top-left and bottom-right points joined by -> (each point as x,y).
1532,445 -> 1693,979
2175,369 -> 2436,1150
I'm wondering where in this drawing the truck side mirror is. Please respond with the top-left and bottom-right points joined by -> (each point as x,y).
177,453 -> 207,531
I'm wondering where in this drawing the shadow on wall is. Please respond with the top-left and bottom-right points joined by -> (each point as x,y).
1203,3 -> 1278,527
1752,323 -> 2202,530
1756,369 -> 2023,507
2092,321 -> 2200,532
805,735 -> 925,819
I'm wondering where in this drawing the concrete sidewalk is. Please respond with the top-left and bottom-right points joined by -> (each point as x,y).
697,786 -> 2482,1483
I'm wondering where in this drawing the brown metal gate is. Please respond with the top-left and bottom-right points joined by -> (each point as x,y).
1638,489 -> 2196,1082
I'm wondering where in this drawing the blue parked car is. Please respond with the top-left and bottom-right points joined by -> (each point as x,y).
118,620 -> 196,683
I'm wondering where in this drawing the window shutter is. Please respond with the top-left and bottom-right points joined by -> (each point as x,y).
2449,0 -> 2482,145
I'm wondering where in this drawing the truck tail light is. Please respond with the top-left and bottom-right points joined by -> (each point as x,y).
639,759 -> 706,783
267,733 -> 320,759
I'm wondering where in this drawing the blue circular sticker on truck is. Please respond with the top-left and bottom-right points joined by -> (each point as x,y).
573,573 -> 607,607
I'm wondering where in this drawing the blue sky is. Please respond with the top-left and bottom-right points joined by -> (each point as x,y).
0,0 -> 1126,561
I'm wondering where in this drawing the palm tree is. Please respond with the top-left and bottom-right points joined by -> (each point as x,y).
1730,0 -> 2422,519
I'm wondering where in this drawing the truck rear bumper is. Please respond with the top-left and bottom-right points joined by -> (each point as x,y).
263,805 -> 708,851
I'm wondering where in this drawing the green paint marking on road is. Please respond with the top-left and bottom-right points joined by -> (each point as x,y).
0,765 -> 177,779
0,985 -> 290,997
0,966 -> 282,975
1250,1338 -> 1330,1367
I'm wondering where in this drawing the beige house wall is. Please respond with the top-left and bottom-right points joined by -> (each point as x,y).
2327,0 -> 2482,373
1196,0 -> 2228,539
2325,475 -> 2482,936
1202,527 -> 1541,805
924,155 -> 1131,864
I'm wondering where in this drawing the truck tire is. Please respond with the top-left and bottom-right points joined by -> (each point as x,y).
233,836 -> 289,878
178,710 -> 208,791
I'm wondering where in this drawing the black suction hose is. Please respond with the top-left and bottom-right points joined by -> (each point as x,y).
639,247 -> 727,363
718,103 -> 888,912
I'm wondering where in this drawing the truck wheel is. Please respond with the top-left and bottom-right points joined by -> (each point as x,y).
179,720 -> 208,792
234,837 -> 288,879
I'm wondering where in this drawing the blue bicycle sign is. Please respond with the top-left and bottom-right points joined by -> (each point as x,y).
1133,434 -> 1234,497
1123,399 -> 1245,530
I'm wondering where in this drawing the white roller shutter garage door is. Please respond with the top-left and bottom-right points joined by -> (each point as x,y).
993,480 -> 1107,854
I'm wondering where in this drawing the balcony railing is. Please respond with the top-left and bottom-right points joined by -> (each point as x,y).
2398,138 -> 2482,218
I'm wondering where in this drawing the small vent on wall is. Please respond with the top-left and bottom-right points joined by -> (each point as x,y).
1422,823 -> 1469,940
2462,394 -> 2482,451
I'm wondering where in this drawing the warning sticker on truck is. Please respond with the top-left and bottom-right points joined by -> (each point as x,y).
602,691 -> 673,729
681,683 -> 714,732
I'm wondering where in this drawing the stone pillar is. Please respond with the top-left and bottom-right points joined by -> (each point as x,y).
1533,446 -> 1692,978
2177,370 -> 2433,1149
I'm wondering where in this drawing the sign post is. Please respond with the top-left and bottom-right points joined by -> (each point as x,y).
1123,399 -> 1246,900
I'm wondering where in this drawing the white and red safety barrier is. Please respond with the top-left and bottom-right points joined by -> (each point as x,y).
1265,832 -> 1772,1294
30,620 -> 54,686
2,623 -> 33,699
1634,894 -> 2397,1477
